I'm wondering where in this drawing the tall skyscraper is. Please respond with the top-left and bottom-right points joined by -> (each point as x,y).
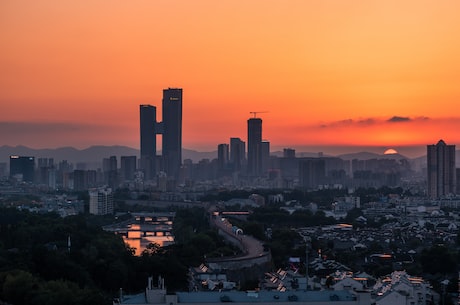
427,139 -> 456,198
217,144 -> 230,171
230,137 -> 245,171
247,118 -> 262,176
140,105 -> 157,180
139,88 -> 183,180
162,88 -> 183,178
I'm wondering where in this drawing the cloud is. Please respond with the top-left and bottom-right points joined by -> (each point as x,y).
318,116 -> 433,129
387,116 -> 411,123
319,118 -> 377,128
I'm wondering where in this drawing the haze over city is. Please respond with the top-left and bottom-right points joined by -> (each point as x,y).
2,1 -> 460,157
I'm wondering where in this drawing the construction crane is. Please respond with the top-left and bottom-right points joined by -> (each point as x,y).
249,111 -> 269,118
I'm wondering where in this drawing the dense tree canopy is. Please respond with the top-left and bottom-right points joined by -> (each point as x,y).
0,206 -> 234,305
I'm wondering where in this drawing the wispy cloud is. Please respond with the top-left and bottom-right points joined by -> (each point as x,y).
387,116 -> 411,123
272,116 -> 460,147
318,116 -> 435,128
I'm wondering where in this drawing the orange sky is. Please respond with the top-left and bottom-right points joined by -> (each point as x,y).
1,0 -> 460,157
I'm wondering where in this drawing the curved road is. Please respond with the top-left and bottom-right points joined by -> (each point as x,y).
208,210 -> 269,263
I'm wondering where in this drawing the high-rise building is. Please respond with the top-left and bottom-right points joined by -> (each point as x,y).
10,156 -> 35,182
140,104 -> 157,180
217,144 -> 230,171
121,156 -> 137,181
247,118 -> 262,176
230,137 -> 245,172
299,158 -> 326,189
37,158 -> 54,186
89,187 -> 114,215
103,156 -> 118,189
73,170 -> 88,191
162,88 -> 183,178
139,88 -> 183,180
261,140 -> 270,174
427,139 -> 456,198
0,163 -> 7,178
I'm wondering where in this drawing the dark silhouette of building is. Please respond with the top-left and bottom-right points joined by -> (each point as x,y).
299,158 -> 326,189
139,88 -> 183,180
73,169 -> 88,191
230,137 -> 245,172
140,104 -> 157,180
0,163 -> 7,178
217,144 -> 229,171
103,156 -> 118,189
247,118 -> 262,176
121,156 -> 137,181
283,148 -> 296,158
10,156 -> 35,182
427,139 -> 456,198
261,140 -> 270,174
162,88 -> 183,178
37,158 -> 55,187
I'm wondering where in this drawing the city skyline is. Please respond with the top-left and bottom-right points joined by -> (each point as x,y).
2,1 -> 460,153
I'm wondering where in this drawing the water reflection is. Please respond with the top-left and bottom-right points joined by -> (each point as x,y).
123,224 -> 175,256
104,212 -> 176,256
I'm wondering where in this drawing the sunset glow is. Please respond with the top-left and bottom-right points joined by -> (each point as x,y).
1,0 -> 460,156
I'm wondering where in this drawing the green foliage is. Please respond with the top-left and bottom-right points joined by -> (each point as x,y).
242,222 -> 265,240
0,205 -> 248,302
420,245 -> 457,275
0,270 -> 108,305
266,229 -> 302,267
1,270 -> 39,305
173,207 -> 209,244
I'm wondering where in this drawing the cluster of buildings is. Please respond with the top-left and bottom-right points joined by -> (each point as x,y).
2,88 -> 460,212
117,246 -> 438,305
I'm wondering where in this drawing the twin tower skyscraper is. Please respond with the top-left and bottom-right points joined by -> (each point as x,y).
140,88 -> 182,180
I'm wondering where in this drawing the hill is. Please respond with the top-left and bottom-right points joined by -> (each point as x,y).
0,145 -> 217,166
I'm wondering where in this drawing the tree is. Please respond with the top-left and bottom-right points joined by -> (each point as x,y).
421,245 -> 457,275
2,271 -> 36,304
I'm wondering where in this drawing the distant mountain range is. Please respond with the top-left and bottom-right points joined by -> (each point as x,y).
5,144 -> 460,173
0,145 -> 217,165
0,144 -> 416,163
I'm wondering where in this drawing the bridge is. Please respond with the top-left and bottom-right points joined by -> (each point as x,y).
103,212 -> 175,239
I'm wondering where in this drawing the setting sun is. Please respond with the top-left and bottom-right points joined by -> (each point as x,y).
383,149 -> 398,155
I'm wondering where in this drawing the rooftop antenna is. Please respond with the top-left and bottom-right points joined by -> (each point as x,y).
249,111 -> 269,118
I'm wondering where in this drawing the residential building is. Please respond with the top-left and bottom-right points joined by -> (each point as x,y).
89,187 -> 113,215
230,137 -> 245,172
121,156 -> 137,181
217,144 -> 229,171
427,139 -> 456,198
9,155 -> 35,182
299,158 -> 325,189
